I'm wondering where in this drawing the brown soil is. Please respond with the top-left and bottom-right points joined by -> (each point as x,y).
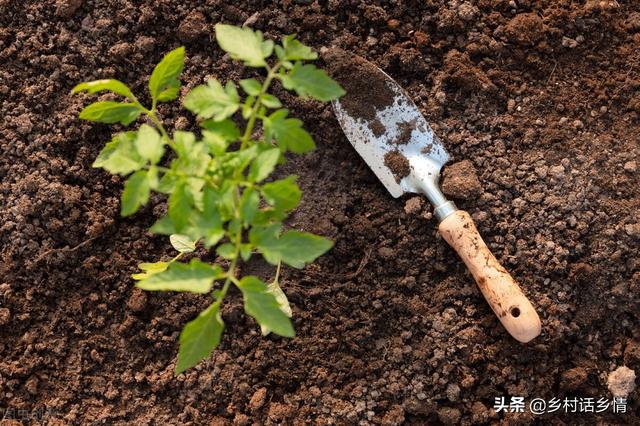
1,1 -> 640,425
384,150 -> 412,183
394,119 -> 416,145
324,47 -> 395,123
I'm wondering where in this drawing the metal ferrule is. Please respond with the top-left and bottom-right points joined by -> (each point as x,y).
415,176 -> 458,223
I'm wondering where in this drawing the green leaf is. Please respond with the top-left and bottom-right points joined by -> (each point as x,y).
169,182 -> 192,232
280,35 -> 318,61
170,234 -> 197,253
214,24 -> 271,67
79,101 -> 142,125
135,124 -> 164,164
242,95 -> 255,120
260,94 -> 282,109
280,62 -> 345,101
184,79 -> 240,120
264,109 -> 315,153
275,231 -> 333,268
250,226 -> 332,268
132,261 -> 170,280
216,243 -> 236,260
237,276 -> 294,338
136,259 -> 219,293
240,78 -> 261,96
261,176 -> 301,212
93,132 -> 146,176
201,119 -> 241,143
72,79 -> 134,100
176,302 -> 224,374
249,148 -> 280,182
121,170 -> 150,216
149,46 -> 185,103
150,215 -> 176,235
261,280 -> 293,335
240,188 -> 260,226
268,281 -> 293,317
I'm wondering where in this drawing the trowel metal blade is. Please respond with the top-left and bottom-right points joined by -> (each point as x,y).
332,63 -> 449,198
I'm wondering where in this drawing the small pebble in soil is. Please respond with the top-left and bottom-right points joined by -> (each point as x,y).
607,366 -> 636,397
623,161 -> 637,172
441,160 -> 483,200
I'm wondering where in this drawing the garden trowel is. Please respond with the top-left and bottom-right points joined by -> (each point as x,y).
330,53 -> 542,343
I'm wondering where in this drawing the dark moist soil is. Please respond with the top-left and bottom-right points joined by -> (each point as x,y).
384,150 -> 412,183
324,47 -> 395,123
394,119 -> 416,145
1,1 -> 640,425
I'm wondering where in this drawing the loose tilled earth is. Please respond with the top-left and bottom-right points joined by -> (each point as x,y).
1,0 -> 639,424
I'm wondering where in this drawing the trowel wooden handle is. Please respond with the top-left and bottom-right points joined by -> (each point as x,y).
438,210 -> 541,343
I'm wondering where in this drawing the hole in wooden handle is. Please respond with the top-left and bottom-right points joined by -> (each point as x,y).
510,306 -> 521,318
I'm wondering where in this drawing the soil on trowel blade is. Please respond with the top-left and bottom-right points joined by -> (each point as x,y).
324,47 -> 395,123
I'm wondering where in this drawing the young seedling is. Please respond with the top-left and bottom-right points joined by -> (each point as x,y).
73,25 -> 344,374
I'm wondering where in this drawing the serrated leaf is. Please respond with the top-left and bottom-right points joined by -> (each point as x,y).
132,261 -> 170,280
169,182 -> 192,232
275,231 -> 333,268
201,119 -> 241,140
251,227 -> 332,268
170,234 -> 197,253
184,79 -> 240,121
261,280 -> 293,335
268,281 -> 293,317
135,124 -> 164,163
79,101 -> 142,125
240,188 -> 260,226
149,46 -> 185,103
175,302 -> 224,374
215,24 -> 270,67
150,215 -> 176,235
280,62 -> 345,101
93,132 -> 146,176
121,170 -> 150,216
281,35 -> 318,61
264,109 -> 315,153
237,276 -> 294,338
260,94 -> 282,109
216,243 -> 236,260
249,148 -> 280,182
240,78 -> 261,96
136,259 -> 218,293
261,176 -> 301,212
242,95 -> 255,119
71,79 -> 134,99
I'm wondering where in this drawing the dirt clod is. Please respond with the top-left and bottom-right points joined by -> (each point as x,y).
384,150 -> 411,183
441,160 -> 483,200
607,366 -> 637,397
560,367 -> 588,391
249,387 -> 267,411
178,11 -> 208,42
503,13 -> 545,46
0,308 -> 10,326
404,196 -> 423,215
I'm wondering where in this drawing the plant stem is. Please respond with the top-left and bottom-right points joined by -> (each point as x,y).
239,62 -> 282,149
